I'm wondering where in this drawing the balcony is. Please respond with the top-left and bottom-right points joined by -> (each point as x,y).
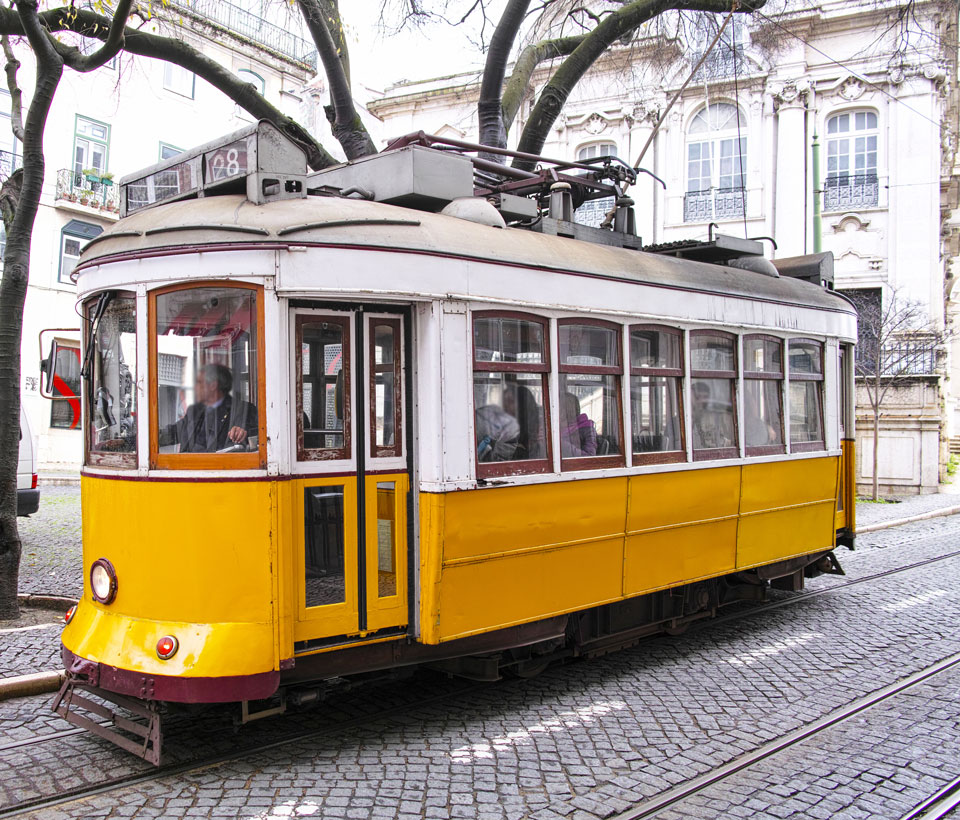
691,44 -> 746,82
171,0 -> 317,69
683,187 -> 746,223
54,169 -> 120,216
0,150 -> 21,179
824,173 -> 879,212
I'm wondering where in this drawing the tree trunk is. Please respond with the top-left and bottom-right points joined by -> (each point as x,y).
0,0 -> 64,620
872,403 -> 880,502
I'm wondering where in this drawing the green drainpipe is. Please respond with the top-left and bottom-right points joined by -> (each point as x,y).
812,131 -> 822,253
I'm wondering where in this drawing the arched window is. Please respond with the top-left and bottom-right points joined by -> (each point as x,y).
575,142 -> 617,228
237,69 -> 266,95
824,110 -> 878,210
684,102 -> 747,223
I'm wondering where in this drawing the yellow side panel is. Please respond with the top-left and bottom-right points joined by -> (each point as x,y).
737,458 -> 838,568
441,478 -> 628,562
844,440 -> 857,533
418,492 -> 445,645
427,478 -> 627,642
438,538 -> 623,641
623,466 -> 740,595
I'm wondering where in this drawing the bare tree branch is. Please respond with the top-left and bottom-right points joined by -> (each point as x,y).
298,0 -> 376,159
58,0 -> 135,72
501,33 -> 584,134
0,35 -> 24,143
478,0 -> 531,155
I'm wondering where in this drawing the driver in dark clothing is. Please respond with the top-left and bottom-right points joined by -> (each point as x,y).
159,363 -> 258,453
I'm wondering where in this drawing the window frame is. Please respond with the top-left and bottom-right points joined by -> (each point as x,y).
158,142 -> 183,162
84,291 -> 138,469
788,337 -> 826,453
296,313 -> 352,463
557,317 -> 625,471
629,323 -> 686,466
742,333 -> 786,457
368,316 -> 403,460
472,310 -> 553,479
49,341 -> 82,431
163,62 -> 196,99
684,102 -> 748,223
690,328 -> 739,462
824,109 -> 879,211
148,281 -> 267,470
73,114 -> 110,180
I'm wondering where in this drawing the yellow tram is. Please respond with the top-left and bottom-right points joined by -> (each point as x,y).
47,123 -> 856,762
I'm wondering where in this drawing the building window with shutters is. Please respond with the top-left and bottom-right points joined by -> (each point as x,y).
58,220 -> 103,284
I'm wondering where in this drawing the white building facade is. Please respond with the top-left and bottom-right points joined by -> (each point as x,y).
3,0 -> 320,472
368,0 -> 959,495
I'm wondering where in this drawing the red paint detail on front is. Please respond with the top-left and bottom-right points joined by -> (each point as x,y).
61,645 -> 280,703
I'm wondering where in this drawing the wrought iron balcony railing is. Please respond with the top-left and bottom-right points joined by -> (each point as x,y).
54,169 -> 120,213
683,187 -> 746,222
823,172 -> 879,211
691,44 -> 746,81
172,0 -> 317,69
0,150 -> 22,179
856,336 -> 940,377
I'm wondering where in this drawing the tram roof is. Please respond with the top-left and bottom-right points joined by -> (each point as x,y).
79,194 -> 855,317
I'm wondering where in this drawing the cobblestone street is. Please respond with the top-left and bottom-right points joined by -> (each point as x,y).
2,491 -> 960,819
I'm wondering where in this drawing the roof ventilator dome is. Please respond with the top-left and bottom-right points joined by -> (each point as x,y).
440,198 -> 507,228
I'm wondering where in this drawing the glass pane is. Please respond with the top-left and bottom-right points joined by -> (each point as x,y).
155,287 -> 259,455
50,346 -> 82,429
744,379 -> 783,448
790,382 -> 824,444
560,374 -> 622,458
373,323 -> 398,451
304,486 -> 345,607
789,340 -> 823,375
744,337 -> 782,374
691,377 -> 736,451
300,321 -> 346,452
474,373 -> 547,462
88,295 -> 137,457
376,481 -> 398,598
631,375 -> 682,453
559,324 -> 619,367
692,334 -> 735,372
473,316 -> 544,364
631,328 -> 681,370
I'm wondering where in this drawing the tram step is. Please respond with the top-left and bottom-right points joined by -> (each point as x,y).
51,676 -> 163,765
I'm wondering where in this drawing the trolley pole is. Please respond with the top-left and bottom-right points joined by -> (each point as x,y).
812,131 -> 822,253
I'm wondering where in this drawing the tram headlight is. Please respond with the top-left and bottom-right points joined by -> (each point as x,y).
90,558 -> 118,604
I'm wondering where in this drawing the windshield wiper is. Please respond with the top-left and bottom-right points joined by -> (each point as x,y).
80,291 -> 115,380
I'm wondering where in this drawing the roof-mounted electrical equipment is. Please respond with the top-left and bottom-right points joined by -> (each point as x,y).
119,121 -> 308,217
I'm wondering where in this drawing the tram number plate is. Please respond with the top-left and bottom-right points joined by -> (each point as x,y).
206,140 -> 249,183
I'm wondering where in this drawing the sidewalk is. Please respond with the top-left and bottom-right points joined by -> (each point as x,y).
855,482 -> 960,529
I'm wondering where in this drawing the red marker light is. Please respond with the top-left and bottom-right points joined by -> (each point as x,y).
156,636 -> 179,660
31,473 -> 37,490
64,605 -> 76,624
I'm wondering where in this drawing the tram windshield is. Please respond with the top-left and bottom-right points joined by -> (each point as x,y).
154,286 -> 260,455
85,293 -> 137,462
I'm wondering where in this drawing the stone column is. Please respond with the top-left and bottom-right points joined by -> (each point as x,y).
773,81 -> 809,258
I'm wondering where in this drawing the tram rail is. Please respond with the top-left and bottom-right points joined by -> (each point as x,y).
2,541 -> 959,818
900,775 -> 960,820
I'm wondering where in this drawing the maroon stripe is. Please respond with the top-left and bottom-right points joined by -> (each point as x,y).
62,646 -> 279,704
79,468 -> 404,483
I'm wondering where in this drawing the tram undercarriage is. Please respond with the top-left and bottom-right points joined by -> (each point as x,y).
52,548 -> 843,766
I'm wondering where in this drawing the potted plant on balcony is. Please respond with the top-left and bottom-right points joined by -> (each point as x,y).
82,167 -> 101,183
100,171 -> 114,187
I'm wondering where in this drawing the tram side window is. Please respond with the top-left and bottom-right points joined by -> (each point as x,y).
630,326 -> 684,463
558,320 -> 624,468
789,339 -> 825,451
691,331 -> 738,460
153,285 -> 261,465
86,293 -> 137,466
743,335 -> 785,456
472,312 -> 551,477
298,315 -> 350,461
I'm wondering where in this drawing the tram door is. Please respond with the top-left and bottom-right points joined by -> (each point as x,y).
291,308 -> 410,647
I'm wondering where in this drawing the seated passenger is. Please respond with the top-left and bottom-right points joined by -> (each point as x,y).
159,363 -> 258,453
503,383 -> 544,460
475,403 -> 520,462
560,392 -> 597,457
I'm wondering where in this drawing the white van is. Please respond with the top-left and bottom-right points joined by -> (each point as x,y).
17,406 -> 39,516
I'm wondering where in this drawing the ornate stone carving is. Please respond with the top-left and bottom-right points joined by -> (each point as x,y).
839,76 -> 865,101
585,113 -> 608,135
773,80 -> 808,111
